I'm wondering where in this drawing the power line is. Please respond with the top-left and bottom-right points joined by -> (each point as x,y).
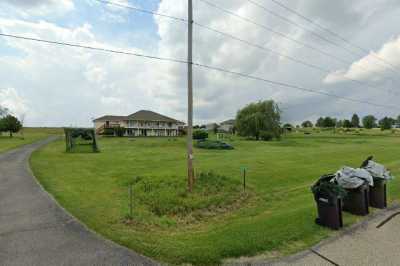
0,33 -> 188,64
194,22 -> 398,96
269,0 -> 400,75
197,0 -> 399,95
198,0 -> 362,60
94,0 -> 399,88
193,62 -> 399,110
0,32 -> 398,111
93,0 -> 187,22
246,0 -> 400,85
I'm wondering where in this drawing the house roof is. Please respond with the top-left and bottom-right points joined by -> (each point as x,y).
93,110 -> 184,124
128,110 -> 183,123
93,115 -> 127,122
221,119 -> 235,125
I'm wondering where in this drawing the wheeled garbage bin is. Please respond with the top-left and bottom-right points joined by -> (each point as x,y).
342,182 -> 370,216
361,156 -> 391,209
369,179 -> 387,209
312,175 -> 344,230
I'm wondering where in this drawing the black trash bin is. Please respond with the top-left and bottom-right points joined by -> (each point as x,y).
342,182 -> 369,216
361,156 -> 388,209
312,175 -> 344,230
369,179 -> 387,209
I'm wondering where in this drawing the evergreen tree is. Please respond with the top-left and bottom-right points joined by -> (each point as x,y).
351,114 -> 360,128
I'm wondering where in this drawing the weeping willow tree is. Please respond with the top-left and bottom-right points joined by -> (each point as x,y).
64,128 -> 99,153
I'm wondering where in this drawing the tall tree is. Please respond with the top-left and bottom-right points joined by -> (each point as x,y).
236,100 -> 281,140
301,120 -> 313,128
362,115 -> 377,129
323,117 -> 336,128
351,114 -> 360,128
0,115 -> 22,137
343,119 -> 352,128
316,117 -> 324,127
379,117 -> 393,131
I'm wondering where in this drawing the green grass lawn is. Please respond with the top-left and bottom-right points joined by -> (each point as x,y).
30,129 -> 400,265
0,127 -> 62,153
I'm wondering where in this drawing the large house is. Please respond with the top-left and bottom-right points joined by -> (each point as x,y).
93,110 -> 184,137
219,119 -> 235,133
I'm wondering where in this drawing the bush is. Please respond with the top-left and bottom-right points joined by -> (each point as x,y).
260,131 -> 273,141
103,128 -> 115,136
195,140 -> 234,150
193,130 -> 208,140
114,127 -> 126,137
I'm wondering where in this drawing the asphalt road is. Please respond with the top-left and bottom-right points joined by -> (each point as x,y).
0,137 -> 158,266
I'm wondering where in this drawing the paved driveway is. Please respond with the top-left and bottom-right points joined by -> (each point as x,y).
226,206 -> 400,266
0,137 -> 158,266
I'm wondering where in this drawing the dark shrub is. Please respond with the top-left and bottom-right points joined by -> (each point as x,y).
193,130 -> 208,140
195,140 -> 234,150
114,127 -> 126,137
103,128 -> 115,136
260,131 -> 273,141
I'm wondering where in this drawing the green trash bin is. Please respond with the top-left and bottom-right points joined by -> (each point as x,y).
312,175 -> 345,230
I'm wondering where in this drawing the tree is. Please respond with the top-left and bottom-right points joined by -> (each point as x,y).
212,123 -> 219,134
323,117 -> 336,128
236,100 -> 281,140
379,117 -> 393,131
343,119 -> 352,128
302,120 -> 313,128
351,114 -> 360,128
336,120 -> 343,128
0,115 -> 22,137
363,115 -> 377,129
316,117 -> 324,127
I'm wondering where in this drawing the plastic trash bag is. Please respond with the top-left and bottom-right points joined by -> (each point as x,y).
334,166 -> 373,189
363,160 -> 394,180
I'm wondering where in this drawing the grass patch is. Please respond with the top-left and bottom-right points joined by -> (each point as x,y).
0,127 -> 62,153
30,130 -> 400,265
126,172 -> 250,226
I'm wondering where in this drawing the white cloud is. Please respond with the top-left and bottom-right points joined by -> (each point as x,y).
0,17 -> 177,126
1,0 -> 74,17
1,0 -> 400,127
0,88 -> 29,119
101,96 -> 122,105
87,0 -> 132,24
324,35 -> 400,84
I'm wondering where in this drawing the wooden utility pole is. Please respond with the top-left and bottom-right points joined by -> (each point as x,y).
187,0 -> 194,192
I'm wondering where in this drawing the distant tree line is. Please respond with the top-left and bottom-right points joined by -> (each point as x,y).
0,106 -> 22,137
307,113 -> 399,131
